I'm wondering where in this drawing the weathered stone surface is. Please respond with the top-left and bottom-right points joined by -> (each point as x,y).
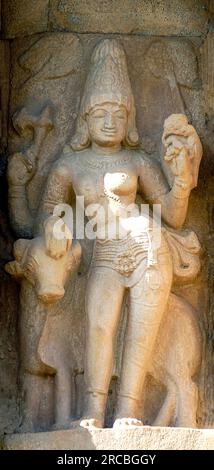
4,427 -> 214,450
9,33 -> 84,214
0,226 -> 19,436
1,1 -> 214,445
2,0 -> 49,38
0,41 -> 10,151
9,34 -> 204,199
1,0 -> 212,38
49,0 -> 209,36
201,32 -> 214,116
6,36 -> 204,434
6,32 -> 211,433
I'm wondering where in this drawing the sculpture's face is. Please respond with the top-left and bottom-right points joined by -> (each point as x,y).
86,102 -> 127,147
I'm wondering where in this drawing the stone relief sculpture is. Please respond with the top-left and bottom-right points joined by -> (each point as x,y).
8,105 -> 54,238
146,41 -> 187,117
5,219 -> 81,429
201,32 -> 214,118
0,41 -> 10,152
7,39 -> 203,431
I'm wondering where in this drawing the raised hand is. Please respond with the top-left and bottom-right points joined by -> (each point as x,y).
44,215 -> 72,260
164,145 -> 193,190
162,114 -> 202,191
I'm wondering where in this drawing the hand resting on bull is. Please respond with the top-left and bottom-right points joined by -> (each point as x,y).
5,215 -> 81,304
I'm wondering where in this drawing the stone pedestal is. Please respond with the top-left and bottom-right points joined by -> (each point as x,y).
3,427 -> 214,450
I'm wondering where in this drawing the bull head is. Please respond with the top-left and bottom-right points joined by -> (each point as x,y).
5,237 -> 81,305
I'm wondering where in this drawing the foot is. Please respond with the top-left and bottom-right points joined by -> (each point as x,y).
71,391 -> 106,429
80,417 -> 103,429
52,421 -> 71,431
70,416 -> 104,429
113,417 -> 143,428
16,419 -> 36,434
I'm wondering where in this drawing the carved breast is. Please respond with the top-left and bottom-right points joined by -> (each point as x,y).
72,151 -> 138,204
103,171 -> 137,197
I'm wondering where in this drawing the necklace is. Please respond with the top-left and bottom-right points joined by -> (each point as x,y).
85,152 -> 132,170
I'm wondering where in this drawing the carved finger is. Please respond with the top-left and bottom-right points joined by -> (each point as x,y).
47,236 -> 68,259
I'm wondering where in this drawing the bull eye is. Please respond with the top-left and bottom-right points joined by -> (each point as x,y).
25,264 -> 35,279
25,265 -> 33,274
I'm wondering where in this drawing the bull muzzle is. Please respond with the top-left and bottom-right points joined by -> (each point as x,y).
37,285 -> 65,304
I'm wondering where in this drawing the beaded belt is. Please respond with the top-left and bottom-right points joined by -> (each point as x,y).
92,232 -> 151,276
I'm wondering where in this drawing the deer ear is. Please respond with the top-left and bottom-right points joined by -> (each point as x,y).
5,260 -> 24,279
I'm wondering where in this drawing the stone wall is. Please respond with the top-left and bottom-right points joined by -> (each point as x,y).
2,1 -> 211,37
0,0 -> 214,437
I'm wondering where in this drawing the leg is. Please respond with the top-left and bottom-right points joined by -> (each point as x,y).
19,372 -> 47,432
153,381 -> 177,427
175,378 -> 198,428
19,282 -> 53,431
80,267 -> 124,428
114,252 -> 173,427
53,367 -> 72,430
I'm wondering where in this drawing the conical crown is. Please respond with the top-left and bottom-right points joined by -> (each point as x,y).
80,39 -> 133,115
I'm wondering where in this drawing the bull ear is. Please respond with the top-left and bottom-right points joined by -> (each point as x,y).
5,260 -> 24,279
13,239 -> 31,262
65,252 -> 74,273
72,241 -> 82,266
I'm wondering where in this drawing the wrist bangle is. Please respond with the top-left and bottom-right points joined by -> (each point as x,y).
9,185 -> 26,198
171,182 -> 191,199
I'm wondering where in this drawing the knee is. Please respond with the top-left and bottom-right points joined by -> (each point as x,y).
23,356 -> 55,376
179,379 -> 198,399
131,270 -> 172,308
87,318 -> 114,342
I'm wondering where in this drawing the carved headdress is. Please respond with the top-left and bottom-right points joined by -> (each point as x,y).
70,39 -> 139,150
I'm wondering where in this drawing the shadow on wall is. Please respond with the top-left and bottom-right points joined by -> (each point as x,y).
0,154 -> 20,435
